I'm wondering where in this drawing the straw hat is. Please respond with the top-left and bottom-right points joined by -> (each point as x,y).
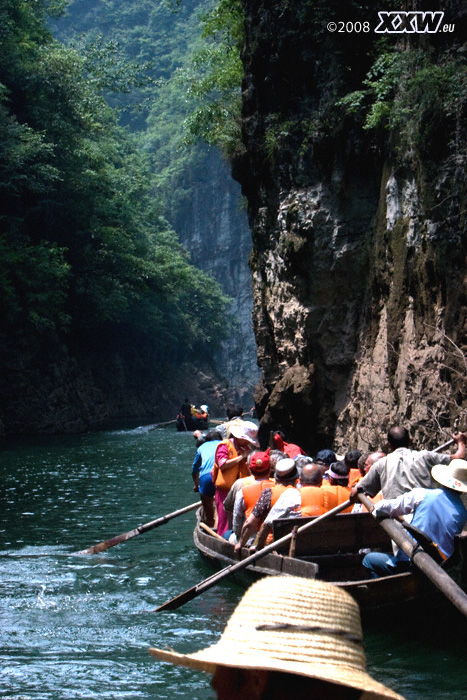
149,577 -> 405,700
229,420 -> 260,448
432,458 -> 467,493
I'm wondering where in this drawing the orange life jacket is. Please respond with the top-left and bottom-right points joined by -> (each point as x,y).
242,478 -> 275,518
299,486 -> 327,517
348,469 -> 361,487
269,483 -> 297,507
213,440 -> 250,491
321,483 -> 353,513
351,475 -> 383,505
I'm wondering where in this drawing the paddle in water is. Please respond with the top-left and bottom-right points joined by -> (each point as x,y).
154,499 -> 352,612
75,501 -> 201,555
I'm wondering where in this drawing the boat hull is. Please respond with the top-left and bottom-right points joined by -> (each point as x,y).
193,510 -> 467,615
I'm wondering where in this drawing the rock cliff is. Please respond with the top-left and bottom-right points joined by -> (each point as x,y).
234,0 -> 467,452
172,147 -> 260,406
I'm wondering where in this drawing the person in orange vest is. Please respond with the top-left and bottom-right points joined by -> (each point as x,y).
344,449 -> 363,488
234,458 -> 299,552
231,451 -> 275,541
245,463 -> 327,551
321,461 -> 353,513
212,421 -> 259,536
298,463 -> 327,516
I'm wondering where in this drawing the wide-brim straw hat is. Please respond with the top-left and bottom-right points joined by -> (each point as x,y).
149,576 -> 405,700
229,420 -> 260,448
432,458 -> 467,493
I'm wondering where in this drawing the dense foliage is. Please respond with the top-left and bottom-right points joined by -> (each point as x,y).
0,0 -> 230,359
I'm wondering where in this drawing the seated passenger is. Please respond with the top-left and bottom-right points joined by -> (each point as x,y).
294,454 -> 314,479
314,449 -> 337,479
351,452 -> 385,512
344,449 -> 363,488
242,464 -> 327,551
321,461 -> 353,513
299,464 -> 326,517
234,458 -> 299,552
231,452 -> 275,540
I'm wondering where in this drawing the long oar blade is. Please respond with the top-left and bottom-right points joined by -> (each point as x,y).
358,493 -> 467,619
75,501 -> 201,555
155,499 -> 352,612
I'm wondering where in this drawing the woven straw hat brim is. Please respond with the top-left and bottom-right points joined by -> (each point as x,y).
149,577 -> 406,700
148,646 -> 404,700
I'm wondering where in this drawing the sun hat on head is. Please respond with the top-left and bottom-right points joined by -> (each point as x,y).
315,449 -> 337,465
274,457 -> 298,480
432,459 -> 467,493
325,461 -> 350,481
149,576 -> 405,700
249,451 -> 271,474
229,420 -> 260,448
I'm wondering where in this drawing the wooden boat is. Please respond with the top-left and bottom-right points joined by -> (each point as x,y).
193,509 -> 467,615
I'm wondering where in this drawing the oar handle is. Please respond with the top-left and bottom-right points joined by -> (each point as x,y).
155,499 -> 353,612
434,438 -> 455,453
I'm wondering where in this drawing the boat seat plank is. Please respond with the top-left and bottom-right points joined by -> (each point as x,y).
272,512 -> 393,556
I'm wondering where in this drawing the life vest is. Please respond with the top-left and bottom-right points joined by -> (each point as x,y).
270,483 -> 297,506
242,478 -> 275,518
321,483 -> 353,513
299,486 -> 327,517
349,469 -> 361,487
213,440 -> 250,491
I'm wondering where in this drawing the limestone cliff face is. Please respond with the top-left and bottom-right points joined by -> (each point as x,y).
173,148 -> 260,405
234,0 -> 467,452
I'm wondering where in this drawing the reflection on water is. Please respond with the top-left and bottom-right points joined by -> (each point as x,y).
1,426 -> 467,699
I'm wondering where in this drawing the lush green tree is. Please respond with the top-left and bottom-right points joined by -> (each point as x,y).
0,0 -> 230,358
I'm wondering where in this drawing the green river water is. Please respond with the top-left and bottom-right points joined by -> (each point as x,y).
1,425 -> 466,699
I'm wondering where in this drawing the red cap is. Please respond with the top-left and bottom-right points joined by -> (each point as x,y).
250,451 -> 271,474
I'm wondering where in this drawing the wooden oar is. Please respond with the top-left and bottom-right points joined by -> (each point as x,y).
154,499 -> 353,612
199,522 -> 226,541
75,501 -> 201,555
149,419 -> 177,431
433,437 -> 455,452
358,492 -> 467,619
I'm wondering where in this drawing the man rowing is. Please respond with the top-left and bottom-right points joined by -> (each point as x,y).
352,425 -> 467,501
362,459 -> 467,578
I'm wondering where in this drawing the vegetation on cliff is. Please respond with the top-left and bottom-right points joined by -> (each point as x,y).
0,1 -> 230,374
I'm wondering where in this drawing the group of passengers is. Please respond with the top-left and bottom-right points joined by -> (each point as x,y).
190,405 -> 467,579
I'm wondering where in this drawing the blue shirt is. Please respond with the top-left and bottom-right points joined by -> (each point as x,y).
375,487 -> 467,559
191,440 -> 221,479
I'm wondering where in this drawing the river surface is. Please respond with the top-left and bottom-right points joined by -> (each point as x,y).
1,426 -> 466,699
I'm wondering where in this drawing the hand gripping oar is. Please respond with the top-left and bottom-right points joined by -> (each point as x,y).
358,492 -> 467,620
154,499 -> 353,612
75,501 -> 201,555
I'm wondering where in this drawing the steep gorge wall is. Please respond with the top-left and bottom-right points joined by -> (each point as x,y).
172,148 -> 260,406
234,0 -> 467,453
